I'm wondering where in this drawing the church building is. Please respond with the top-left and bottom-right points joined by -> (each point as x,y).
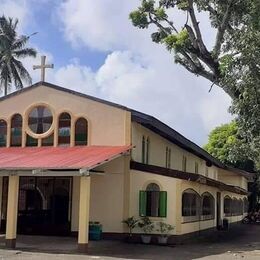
0,81 -> 249,250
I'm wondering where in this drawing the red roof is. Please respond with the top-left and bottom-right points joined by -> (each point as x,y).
0,146 -> 131,170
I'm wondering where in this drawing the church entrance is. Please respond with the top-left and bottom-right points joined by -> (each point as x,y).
1,176 -> 72,236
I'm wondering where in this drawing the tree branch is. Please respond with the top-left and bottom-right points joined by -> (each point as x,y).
185,24 -> 198,49
148,13 -> 171,35
213,0 -> 233,58
187,0 -> 208,55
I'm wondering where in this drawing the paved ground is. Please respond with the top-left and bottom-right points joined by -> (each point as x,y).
0,224 -> 260,259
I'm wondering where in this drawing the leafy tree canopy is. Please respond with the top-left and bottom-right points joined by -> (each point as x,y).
203,121 -> 255,172
130,0 -> 260,169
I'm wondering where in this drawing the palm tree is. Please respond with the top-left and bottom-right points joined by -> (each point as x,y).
0,16 -> 37,96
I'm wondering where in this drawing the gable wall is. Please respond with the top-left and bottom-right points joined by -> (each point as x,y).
0,85 -> 131,146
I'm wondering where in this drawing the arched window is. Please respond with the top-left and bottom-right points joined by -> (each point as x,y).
243,197 -> 249,213
0,120 -> 7,147
139,183 -> 167,217
75,118 -> 88,145
11,114 -> 22,147
182,189 -> 200,222
239,199 -> 243,215
224,196 -> 232,216
201,192 -> 215,220
232,198 -> 238,216
58,113 -> 71,146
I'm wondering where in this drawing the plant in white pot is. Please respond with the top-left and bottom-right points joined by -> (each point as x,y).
122,216 -> 139,239
138,217 -> 154,244
156,222 -> 174,245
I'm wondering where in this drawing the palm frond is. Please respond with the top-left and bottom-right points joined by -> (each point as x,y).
12,35 -> 29,51
9,61 -> 23,89
14,48 -> 37,58
13,58 -> 32,85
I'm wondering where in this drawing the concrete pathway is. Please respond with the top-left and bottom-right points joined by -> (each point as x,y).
0,224 -> 260,259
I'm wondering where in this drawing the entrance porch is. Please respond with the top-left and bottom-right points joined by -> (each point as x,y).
0,146 -> 131,251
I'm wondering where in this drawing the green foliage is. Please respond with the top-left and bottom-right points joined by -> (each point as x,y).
176,0 -> 189,10
204,121 -> 237,164
0,15 -> 37,95
156,222 -> 174,237
129,11 -> 149,29
155,8 -> 167,20
204,121 -> 255,172
164,29 -> 189,52
122,216 -> 139,235
138,217 -> 154,234
130,0 -> 260,173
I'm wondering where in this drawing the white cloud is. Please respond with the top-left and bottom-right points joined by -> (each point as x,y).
56,0 -> 232,145
0,0 -> 233,145
0,0 -> 30,32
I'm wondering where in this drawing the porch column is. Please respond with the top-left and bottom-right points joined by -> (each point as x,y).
5,175 -> 19,248
78,176 -> 91,252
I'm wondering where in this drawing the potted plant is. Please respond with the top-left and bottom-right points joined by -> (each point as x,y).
138,217 -> 154,244
156,222 -> 174,244
122,216 -> 139,239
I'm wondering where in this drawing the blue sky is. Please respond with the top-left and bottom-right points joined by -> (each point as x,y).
0,0 -> 233,146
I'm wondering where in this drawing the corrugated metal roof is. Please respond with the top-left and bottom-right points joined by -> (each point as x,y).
0,146 -> 131,170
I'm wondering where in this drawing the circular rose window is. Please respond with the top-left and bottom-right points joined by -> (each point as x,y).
28,106 -> 53,134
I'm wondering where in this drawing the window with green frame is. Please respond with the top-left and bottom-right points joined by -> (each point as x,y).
139,183 -> 167,218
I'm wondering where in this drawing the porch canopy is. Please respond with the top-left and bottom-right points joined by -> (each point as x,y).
0,145 -> 131,173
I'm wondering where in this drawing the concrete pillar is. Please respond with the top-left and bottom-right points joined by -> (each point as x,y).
78,176 -> 91,252
175,180 -> 182,235
5,175 -> 19,248
70,117 -> 75,147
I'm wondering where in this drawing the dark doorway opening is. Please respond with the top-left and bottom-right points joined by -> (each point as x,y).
1,176 -> 72,236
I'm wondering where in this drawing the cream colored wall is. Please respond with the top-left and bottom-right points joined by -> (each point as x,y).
131,122 -> 249,190
218,169 -> 247,189
0,85 -> 131,146
132,122 -> 219,180
130,170 -> 178,235
71,156 -> 128,233
129,169 -> 247,236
